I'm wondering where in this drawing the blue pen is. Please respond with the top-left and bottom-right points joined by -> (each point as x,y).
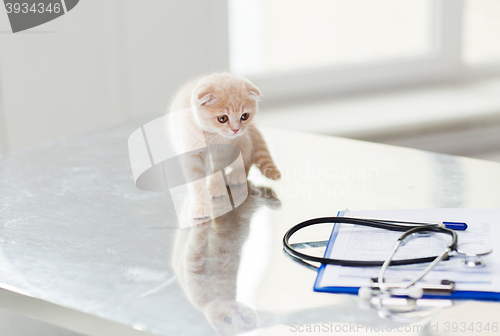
443,222 -> 468,230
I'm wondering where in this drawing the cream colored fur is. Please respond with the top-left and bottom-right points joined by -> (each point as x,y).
168,73 -> 280,218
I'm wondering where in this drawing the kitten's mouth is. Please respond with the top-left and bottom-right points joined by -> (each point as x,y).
222,131 -> 244,138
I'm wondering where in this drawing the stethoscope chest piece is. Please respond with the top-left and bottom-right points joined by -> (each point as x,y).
456,242 -> 493,268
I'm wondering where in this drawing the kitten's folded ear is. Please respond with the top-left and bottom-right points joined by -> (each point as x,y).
196,87 -> 218,106
246,82 -> 262,101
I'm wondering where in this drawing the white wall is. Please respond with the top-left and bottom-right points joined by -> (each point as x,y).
0,0 -> 229,153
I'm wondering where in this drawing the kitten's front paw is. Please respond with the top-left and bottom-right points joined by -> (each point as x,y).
226,170 -> 247,185
188,198 -> 212,218
263,166 -> 281,180
208,183 -> 227,198
208,174 -> 228,198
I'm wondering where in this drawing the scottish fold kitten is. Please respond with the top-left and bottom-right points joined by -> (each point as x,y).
169,73 -> 280,218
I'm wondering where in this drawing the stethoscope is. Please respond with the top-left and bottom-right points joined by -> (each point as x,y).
283,217 -> 493,318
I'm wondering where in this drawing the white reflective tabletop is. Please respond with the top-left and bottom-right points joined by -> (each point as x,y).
1,116 -> 500,336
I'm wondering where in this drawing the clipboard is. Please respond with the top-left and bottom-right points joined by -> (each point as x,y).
313,210 -> 500,301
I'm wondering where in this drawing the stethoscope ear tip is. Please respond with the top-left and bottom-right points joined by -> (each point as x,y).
358,286 -> 373,301
408,286 -> 424,299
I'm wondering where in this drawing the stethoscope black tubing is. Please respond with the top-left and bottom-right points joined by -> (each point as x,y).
283,217 -> 455,267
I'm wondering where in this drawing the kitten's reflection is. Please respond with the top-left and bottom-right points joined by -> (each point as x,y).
173,182 -> 280,336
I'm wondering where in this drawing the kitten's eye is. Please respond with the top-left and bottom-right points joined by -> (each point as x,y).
240,113 -> 250,121
217,115 -> 228,123
223,317 -> 232,324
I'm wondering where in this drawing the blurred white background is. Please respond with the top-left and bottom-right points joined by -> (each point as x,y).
1,0 -> 500,161
0,0 -> 228,153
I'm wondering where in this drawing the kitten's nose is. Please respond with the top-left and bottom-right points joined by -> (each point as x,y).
231,129 -> 239,134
